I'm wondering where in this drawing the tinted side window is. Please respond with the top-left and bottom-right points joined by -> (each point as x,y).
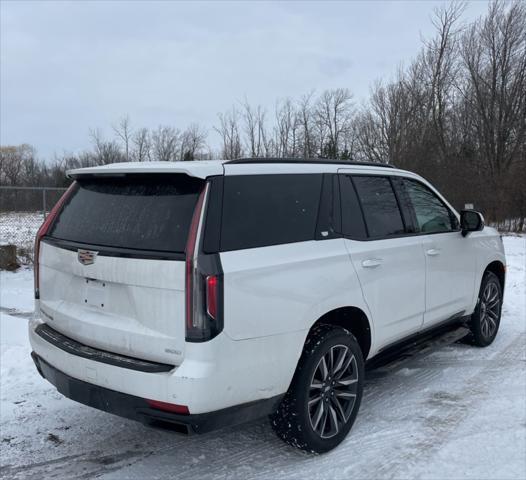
339,175 -> 367,239
352,176 -> 405,238
403,179 -> 456,233
220,174 -> 323,251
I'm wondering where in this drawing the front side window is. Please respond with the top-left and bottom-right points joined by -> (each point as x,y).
352,176 -> 405,238
220,174 -> 323,251
403,179 -> 457,233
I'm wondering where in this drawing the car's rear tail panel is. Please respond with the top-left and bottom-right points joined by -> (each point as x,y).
36,173 -> 205,366
38,241 -> 187,365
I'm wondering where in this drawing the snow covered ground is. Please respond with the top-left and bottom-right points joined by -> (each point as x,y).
1,236 -> 525,480
0,212 -> 43,250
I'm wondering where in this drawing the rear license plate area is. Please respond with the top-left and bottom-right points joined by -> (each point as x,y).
84,278 -> 108,308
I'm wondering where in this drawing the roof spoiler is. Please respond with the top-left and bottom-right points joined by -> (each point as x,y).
67,161 -> 225,180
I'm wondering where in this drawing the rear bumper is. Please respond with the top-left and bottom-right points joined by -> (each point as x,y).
31,352 -> 283,434
29,318 -> 302,414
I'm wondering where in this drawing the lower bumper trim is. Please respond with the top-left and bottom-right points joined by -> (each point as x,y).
31,352 -> 283,434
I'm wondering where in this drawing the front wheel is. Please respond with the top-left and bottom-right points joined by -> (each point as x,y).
469,271 -> 503,347
270,324 -> 364,453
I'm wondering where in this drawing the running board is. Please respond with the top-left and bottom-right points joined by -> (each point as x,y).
366,322 -> 470,373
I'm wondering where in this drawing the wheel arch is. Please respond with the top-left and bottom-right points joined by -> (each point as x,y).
484,260 -> 506,291
308,306 -> 372,360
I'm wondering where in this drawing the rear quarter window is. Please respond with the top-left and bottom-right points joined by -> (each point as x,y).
49,174 -> 203,253
220,174 -> 323,251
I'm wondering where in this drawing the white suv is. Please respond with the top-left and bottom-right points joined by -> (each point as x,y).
29,159 -> 506,453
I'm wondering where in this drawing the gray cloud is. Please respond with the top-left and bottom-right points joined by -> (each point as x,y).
0,0 -> 490,158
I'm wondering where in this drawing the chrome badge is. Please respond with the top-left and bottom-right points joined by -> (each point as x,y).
77,249 -> 98,266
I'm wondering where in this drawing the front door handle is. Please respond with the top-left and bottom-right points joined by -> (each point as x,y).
426,248 -> 441,256
362,258 -> 382,268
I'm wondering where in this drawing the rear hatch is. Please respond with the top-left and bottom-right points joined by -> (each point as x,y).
37,173 -> 204,366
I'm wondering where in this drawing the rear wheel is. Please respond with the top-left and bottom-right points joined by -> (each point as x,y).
469,271 -> 502,347
270,324 -> 364,453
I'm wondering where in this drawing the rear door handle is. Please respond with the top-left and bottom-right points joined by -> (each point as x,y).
426,248 -> 441,256
362,258 -> 382,268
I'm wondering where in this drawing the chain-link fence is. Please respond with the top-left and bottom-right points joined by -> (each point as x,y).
0,186 -> 67,263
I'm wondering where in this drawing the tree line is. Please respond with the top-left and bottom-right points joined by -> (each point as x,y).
1,1 -> 525,229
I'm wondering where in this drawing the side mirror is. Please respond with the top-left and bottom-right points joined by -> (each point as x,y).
460,210 -> 484,237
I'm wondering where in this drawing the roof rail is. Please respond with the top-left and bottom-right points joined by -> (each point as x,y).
225,157 -> 396,168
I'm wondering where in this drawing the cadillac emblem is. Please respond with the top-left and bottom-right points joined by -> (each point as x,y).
77,249 -> 98,266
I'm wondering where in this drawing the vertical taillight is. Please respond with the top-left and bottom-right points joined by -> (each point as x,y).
185,186 -> 206,339
185,183 -> 224,342
206,275 -> 219,320
34,182 -> 77,299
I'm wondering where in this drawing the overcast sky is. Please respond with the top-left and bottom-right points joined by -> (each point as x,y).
1,0 -> 490,160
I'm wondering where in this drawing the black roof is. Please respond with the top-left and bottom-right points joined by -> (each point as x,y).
225,157 -> 396,168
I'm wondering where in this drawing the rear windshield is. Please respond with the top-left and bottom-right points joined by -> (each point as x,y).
49,175 -> 203,253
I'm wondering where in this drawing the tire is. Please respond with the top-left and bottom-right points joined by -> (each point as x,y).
270,324 -> 364,453
469,271 -> 503,347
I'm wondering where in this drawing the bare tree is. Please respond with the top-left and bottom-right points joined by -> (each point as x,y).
274,98 -> 300,157
424,2 -> 465,160
151,125 -> 181,162
112,115 -> 133,161
297,91 -> 316,158
356,76 -> 413,166
315,88 -> 354,158
459,0 -> 526,220
180,124 -> 208,160
354,109 -> 386,164
89,129 -> 125,165
132,127 -> 151,162
215,108 -> 243,159
460,0 -> 526,176
0,145 -> 32,185
20,145 -> 40,185
241,99 -> 269,158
